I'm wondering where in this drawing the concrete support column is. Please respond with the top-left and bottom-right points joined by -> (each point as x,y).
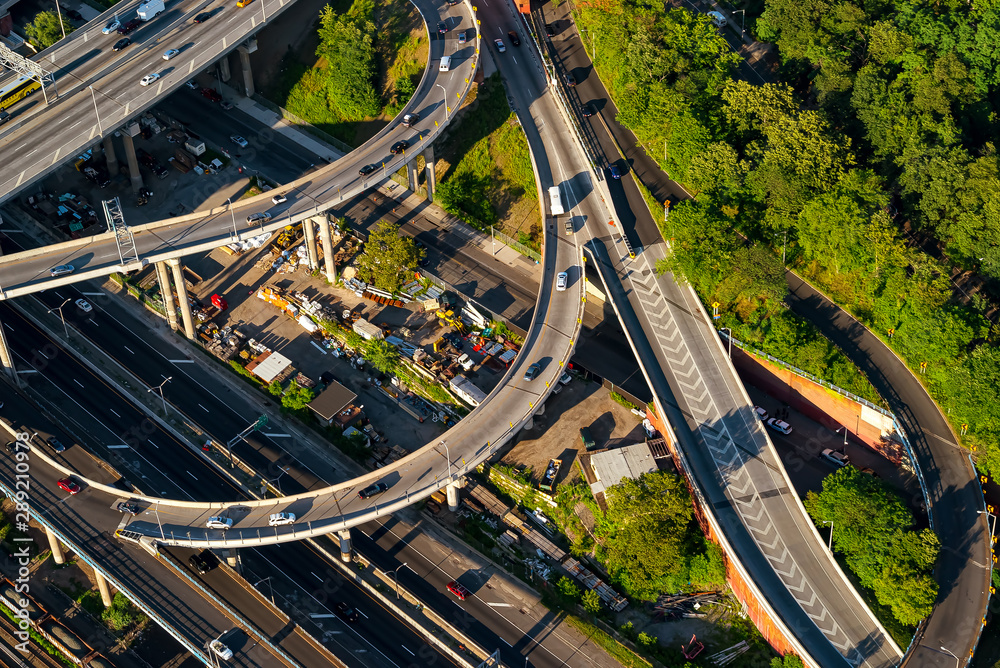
303,217 -> 319,271
237,46 -> 255,98
0,319 -> 17,383
120,132 -> 144,193
103,136 -> 119,178
337,529 -> 352,563
168,259 -> 196,340
446,480 -> 462,512
45,527 -> 65,565
523,416 -> 534,431
94,570 -> 113,607
317,215 -> 337,284
423,145 -> 435,202
218,56 -> 231,83
155,261 -> 178,331
406,157 -> 420,192
535,402 -> 545,416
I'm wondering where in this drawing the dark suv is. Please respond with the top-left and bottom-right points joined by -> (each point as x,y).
117,19 -> 140,35
358,481 -> 388,499
189,550 -> 219,574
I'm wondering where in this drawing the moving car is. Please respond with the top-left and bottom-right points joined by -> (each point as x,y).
268,512 -> 295,526
117,19 -> 140,34
447,581 -> 470,600
359,164 -> 376,176
47,437 -> 66,453
113,38 -> 131,51
556,271 -> 568,291
507,30 -> 520,46
458,31 -> 467,44
564,73 -> 576,86
358,481 -> 388,499
57,478 -> 80,495
271,194 -> 287,205
189,550 -> 219,574
335,602 -> 360,622
162,48 -> 180,60
206,516 -> 233,530
194,11 -> 212,22
708,10 -> 727,27
246,212 -> 272,225
230,135 -> 248,148
75,299 -> 92,312
202,87 -> 223,102
494,38 -> 505,53
581,103 -> 594,117
116,501 -> 139,514
140,73 -> 160,87
50,265 -> 74,277
437,21 -> 448,33
545,24 -> 555,37
390,140 -> 410,154
102,18 -> 120,34
402,112 -> 419,127
766,417 -> 793,435
523,363 -> 540,381
209,640 -> 233,661
820,448 -> 850,468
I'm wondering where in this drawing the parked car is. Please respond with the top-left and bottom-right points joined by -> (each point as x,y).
112,38 -> 131,51
390,140 -> 410,154
335,602 -> 360,622
271,194 -> 287,205
47,436 -> 66,453
766,417 -> 793,435
140,73 -> 160,87
708,10 -> 727,27
523,363 -> 540,381
494,38 -> 505,53
820,448 -> 850,468
753,406 -> 768,421
220,101 -> 234,110
268,512 -> 295,526
116,501 -> 139,514
358,481 -> 388,499
57,478 -> 80,495
162,48 -> 180,60
246,212 -> 272,225
206,516 -> 233,530
102,18 -> 120,34
230,135 -> 248,148
189,550 -> 219,574
359,164 -> 376,176
507,30 -> 520,46
50,265 -> 74,277
75,299 -> 92,313
447,581 -> 470,600
201,87 -> 222,102
184,80 -> 197,90
556,272 -> 568,291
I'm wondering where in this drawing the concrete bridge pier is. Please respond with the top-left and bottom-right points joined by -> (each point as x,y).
94,570 -> 114,607
103,136 -> 118,178
0,319 -> 17,384
121,128 -> 144,194
155,261 -> 178,331
168,259 -> 196,340
423,145 -> 435,202
446,477 -> 465,512
406,157 -> 420,193
337,529 -> 352,563
45,527 -> 65,565
303,217 -> 319,271
238,45 -> 255,97
218,56 -> 231,83
317,215 -> 337,284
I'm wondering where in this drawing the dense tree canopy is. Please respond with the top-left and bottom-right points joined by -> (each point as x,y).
25,10 -> 73,49
354,220 -> 422,292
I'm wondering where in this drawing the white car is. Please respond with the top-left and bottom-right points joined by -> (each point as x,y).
209,640 -> 233,660
708,10 -> 727,27
754,406 -> 768,421
206,516 -> 233,530
268,512 -> 295,526
230,135 -> 248,148
102,18 -> 120,34
820,448 -> 850,468
558,372 -> 572,385
271,194 -> 287,205
140,73 -> 160,87
766,417 -> 793,435
74,299 -> 92,313
556,272 -> 568,291
494,38 -> 505,53
162,49 -> 180,60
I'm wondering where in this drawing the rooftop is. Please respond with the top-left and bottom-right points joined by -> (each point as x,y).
589,442 -> 657,496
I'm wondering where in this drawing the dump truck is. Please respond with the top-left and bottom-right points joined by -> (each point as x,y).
540,458 -> 561,491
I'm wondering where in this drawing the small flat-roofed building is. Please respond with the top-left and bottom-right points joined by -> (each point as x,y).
308,380 -> 358,427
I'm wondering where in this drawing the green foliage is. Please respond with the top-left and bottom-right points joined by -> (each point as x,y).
281,382 -> 316,412
805,466 -> 938,626
361,337 -> 400,375
25,10 -> 73,49
354,219 -> 422,292
102,593 -> 146,632
595,472 -> 725,600
267,379 -> 284,396
609,392 -> 638,411
556,576 -> 582,602
581,589 -> 602,614
771,655 -> 806,668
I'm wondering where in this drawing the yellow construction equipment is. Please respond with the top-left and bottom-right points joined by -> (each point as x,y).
436,309 -> 466,334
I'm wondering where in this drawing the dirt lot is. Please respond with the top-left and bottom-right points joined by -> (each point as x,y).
499,377 -> 646,487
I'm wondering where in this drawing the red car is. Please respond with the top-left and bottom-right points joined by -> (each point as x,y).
447,581 -> 470,601
201,87 -> 223,103
57,478 -> 80,495
211,294 -> 228,310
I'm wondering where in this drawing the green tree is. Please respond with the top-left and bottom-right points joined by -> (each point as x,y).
354,220 -> 422,292
436,172 -> 498,230
771,655 -> 805,668
25,10 -> 73,49
314,2 -> 379,120
362,338 -> 399,375
267,379 -> 284,397
581,589 -> 602,614
557,576 -> 582,602
281,383 -> 316,412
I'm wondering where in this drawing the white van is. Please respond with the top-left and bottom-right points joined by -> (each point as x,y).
439,56 -> 451,72
708,10 -> 727,27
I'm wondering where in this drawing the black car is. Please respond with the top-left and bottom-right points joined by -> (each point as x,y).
117,18 -> 140,34
0,110 -> 9,125
565,73 -> 576,86
116,501 -> 139,514
194,11 -> 212,22
113,37 -> 131,51
335,602 -> 360,622
437,21 -> 448,34
358,481 -> 388,499
390,140 -> 410,155
507,30 -> 520,46
189,550 -> 219,574
359,164 -> 376,176
46,437 -> 66,453
4,441 -> 16,454
546,24 -> 555,37
581,103 -> 594,117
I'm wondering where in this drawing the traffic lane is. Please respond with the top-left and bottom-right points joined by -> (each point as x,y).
1,301 -> 239,500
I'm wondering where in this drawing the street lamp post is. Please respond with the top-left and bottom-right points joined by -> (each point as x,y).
393,562 -> 408,599
148,376 -> 172,415
47,298 -> 71,338
940,646 -> 960,668
254,576 -> 275,605
435,83 -> 449,122
440,440 -> 453,479
978,509 -> 996,538
153,502 -> 166,541
837,426 -> 848,447
53,0 -> 66,38
227,198 -> 238,239
821,520 -> 833,550
734,9 -> 745,35
89,86 -> 103,136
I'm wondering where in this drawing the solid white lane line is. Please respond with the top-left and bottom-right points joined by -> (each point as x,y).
124,346 -> 134,354
73,379 -> 84,388
402,646 -> 415,656
198,403 -> 209,412
186,470 -> 198,480
109,409 -> 121,418
311,571 -> 324,582
147,440 -> 159,448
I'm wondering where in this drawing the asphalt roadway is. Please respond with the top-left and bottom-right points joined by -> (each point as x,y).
785,273 -> 990,668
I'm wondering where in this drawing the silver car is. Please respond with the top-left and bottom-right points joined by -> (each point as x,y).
556,272 -> 568,291
50,265 -> 74,277
246,212 -> 272,225
162,48 -> 180,60
206,516 -> 233,530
